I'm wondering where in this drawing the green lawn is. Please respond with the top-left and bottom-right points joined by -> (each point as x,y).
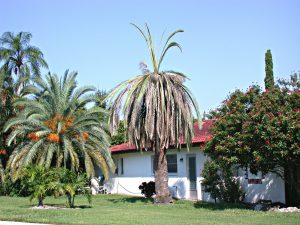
0,195 -> 299,225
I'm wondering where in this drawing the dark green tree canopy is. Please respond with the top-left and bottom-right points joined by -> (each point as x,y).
205,74 -> 300,175
264,49 -> 274,90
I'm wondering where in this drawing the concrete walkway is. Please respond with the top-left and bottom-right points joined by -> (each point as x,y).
0,222 -> 52,225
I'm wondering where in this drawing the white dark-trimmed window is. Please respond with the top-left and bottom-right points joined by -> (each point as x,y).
152,154 -> 178,174
167,155 -> 177,173
120,158 -> 124,175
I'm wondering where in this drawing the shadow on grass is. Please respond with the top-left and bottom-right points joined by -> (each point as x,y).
194,201 -> 248,211
22,203 -> 91,209
107,196 -> 154,204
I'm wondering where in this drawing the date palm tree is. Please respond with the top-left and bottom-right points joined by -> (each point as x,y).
106,24 -> 201,203
0,32 -> 48,94
4,70 -> 115,180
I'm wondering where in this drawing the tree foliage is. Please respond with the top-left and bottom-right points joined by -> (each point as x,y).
201,161 -> 244,203
0,69 -> 14,169
20,165 -> 57,206
264,49 -> 274,90
110,121 -> 126,146
0,32 -> 48,94
205,74 -> 300,176
55,168 -> 91,208
20,165 -> 91,207
201,160 -> 220,203
4,71 -> 115,179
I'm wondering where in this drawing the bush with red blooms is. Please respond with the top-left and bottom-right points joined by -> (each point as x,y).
205,74 -> 300,175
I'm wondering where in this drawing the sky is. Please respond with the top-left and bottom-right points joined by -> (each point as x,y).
1,0 -> 299,113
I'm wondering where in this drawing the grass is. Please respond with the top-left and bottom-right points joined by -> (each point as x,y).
0,195 -> 299,225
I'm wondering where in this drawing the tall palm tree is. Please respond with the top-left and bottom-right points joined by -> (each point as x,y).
4,71 -> 115,180
106,24 -> 201,203
0,32 -> 48,94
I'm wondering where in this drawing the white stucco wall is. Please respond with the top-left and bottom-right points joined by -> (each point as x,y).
238,169 -> 285,203
103,147 -> 206,199
99,147 -> 286,203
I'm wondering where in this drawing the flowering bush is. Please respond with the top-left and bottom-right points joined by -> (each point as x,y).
205,76 -> 300,174
205,74 -> 300,205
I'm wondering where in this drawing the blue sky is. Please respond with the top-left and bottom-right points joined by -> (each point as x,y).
1,0 -> 299,113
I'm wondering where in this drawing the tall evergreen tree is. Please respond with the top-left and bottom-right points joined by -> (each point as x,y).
264,49 -> 274,89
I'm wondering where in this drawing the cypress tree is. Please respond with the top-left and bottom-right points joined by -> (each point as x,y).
264,49 -> 274,89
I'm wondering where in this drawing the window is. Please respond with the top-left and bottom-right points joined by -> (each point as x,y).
120,158 -> 124,175
114,158 -> 124,175
167,155 -> 177,173
152,154 -> 178,174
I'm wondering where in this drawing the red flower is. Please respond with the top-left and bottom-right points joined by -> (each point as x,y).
0,149 -> 6,155
219,155 -> 223,159
266,140 -> 270,145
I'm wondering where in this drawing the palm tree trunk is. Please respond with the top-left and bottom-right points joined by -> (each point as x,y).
71,195 -> 75,208
38,198 -> 43,207
153,147 -> 172,204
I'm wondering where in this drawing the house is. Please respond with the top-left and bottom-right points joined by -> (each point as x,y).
98,120 -> 286,203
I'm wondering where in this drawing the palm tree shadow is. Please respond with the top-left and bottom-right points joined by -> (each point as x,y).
23,203 -> 92,209
108,196 -> 154,204
193,201 -> 248,211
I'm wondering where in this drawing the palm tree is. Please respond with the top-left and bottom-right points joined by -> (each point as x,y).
106,24 -> 201,203
21,165 -> 58,207
0,32 -> 48,94
4,70 -> 115,180
56,168 -> 91,208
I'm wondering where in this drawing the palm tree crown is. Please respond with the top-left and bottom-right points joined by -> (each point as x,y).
0,32 -> 48,93
107,24 -> 201,150
4,71 -> 115,179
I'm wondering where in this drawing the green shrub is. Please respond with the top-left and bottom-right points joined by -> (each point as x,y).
201,161 -> 244,203
0,174 -> 30,197
20,165 -> 58,206
56,168 -> 91,208
201,161 -> 220,203
139,181 -> 156,198
3,165 -> 91,208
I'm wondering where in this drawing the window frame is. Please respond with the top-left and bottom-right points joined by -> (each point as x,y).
152,154 -> 178,176
120,157 -> 124,175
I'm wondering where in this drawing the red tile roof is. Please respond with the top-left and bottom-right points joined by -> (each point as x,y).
110,119 -> 214,153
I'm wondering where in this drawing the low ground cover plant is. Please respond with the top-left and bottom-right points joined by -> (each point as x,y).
2,165 -> 91,208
